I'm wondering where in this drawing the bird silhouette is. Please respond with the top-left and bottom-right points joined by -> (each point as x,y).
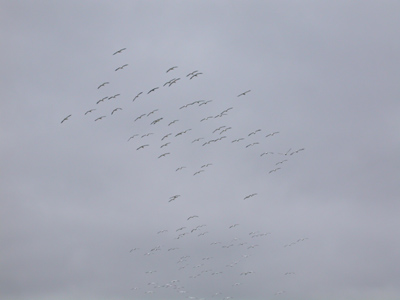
237,90 -> 251,97
128,134 -> 138,141
94,116 -> 106,121
137,144 -> 149,150
186,70 -> 198,77
115,64 -> 128,71
166,66 -> 178,73
97,82 -> 109,89
96,97 -> 108,104
84,109 -> 96,115
111,108 -> 122,115
61,115 -> 71,123
148,87 -> 159,94
135,114 -> 146,121
158,152 -> 170,158
112,48 -> 126,55
133,92 -> 143,102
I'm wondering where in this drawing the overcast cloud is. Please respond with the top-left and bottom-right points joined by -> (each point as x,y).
1,1 -> 400,300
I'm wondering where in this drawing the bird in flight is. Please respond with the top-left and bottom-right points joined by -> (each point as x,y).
232,138 -> 244,143
245,142 -> 259,148
240,271 -> 254,275
160,142 -> 170,148
163,79 -> 174,86
187,215 -> 199,220
168,120 -> 179,126
166,66 -> 178,73
115,64 -> 128,71
213,126 -> 226,133
237,90 -> 251,97
190,72 -> 203,79
97,82 -> 109,89
192,138 -> 204,143
199,100 -> 213,106
108,93 -> 120,99
161,133 -> 172,140
201,163 -> 212,168
290,148 -> 305,155
168,78 -> 180,87
176,166 -> 186,171
147,109 -> 158,116
169,195 -> 180,202
111,108 -> 122,115
141,133 -> 153,138
278,148 -> 292,156
260,152 -> 274,156
113,48 -> 126,55
193,170 -> 204,176
248,129 -> 261,136
84,109 -> 96,115
186,70 -> 198,77
94,116 -> 106,121
269,168 -> 281,173
148,87 -> 159,94
61,114 -> 71,123
96,97 -> 108,104
151,118 -> 163,125
128,134 -> 138,142
243,193 -> 257,200
158,152 -> 170,159
200,116 -> 213,122
175,129 -> 191,137
132,92 -> 143,102
265,131 -> 279,137
137,144 -> 149,150
220,127 -> 232,134
135,114 -> 146,122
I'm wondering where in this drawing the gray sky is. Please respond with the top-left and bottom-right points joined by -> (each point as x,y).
1,1 -> 400,300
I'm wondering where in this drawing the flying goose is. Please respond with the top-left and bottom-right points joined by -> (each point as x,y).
61,114 -> 71,123
186,70 -> 198,77
168,120 -> 179,126
160,142 -> 170,148
161,133 -> 171,140
189,72 -> 203,79
96,97 -> 108,104
158,152 -> 170,158
147,87 -> 159,94
237,90 -> 251,97
135,114 -> 146,121
112,48 -> 126,55
97,82 -> 109,89
128,134 -> 138,141
269,167 -> 281,173
248,129 -> 261,136
265,131 -> 279,137
132,92 -> 143,102
84,109 -> 96,115
111,108 -> 122,115
136,144 -> 149,150
94,116 -> 106,121
115,64 -> 128,71
166,66 -> 178,73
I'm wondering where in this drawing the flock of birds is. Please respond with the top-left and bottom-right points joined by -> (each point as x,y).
61,47 -> 306,299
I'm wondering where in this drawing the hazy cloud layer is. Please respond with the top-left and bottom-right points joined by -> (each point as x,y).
1,2 -> 400,300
